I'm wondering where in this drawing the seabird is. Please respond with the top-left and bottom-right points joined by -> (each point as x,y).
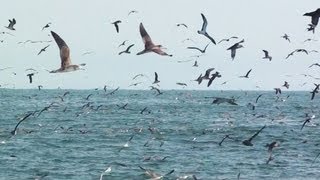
307,24 -> 316,33
128,10 -> 138,16
11,112 -> 33,135
227,39 -> 244,60
153,72 -> 160,84
194,74 -> 203,84
281,34 -> 290,42
218,134 -> 232,146
193,61 -> 198,67
41,22 -> 51,31
137,23 -> 172,56
255,94 -> 263,103
118,40 -> 128,48
282,81 -> 289,89
132,74 -> 145,80
242,125 -> 266,146
26,73 -> 35,83
239,69 -> 252,78
37,45 -> 50,55
197,13 -> 216,44
50,31 -> 85,73
176,82 -> 187,87
310,84 -> 320,100
303,8 -> 320,26
309,63 -> 320,68
266,141 -> 279,153
176,23 -> 188,28
118,44 -> 134,55
5,18 -> 16,30
286,49 -> 308,59
262,50 -> 272,61
86,94 -> 93,100
38,85 -> 43,90
207,71 -> 221,87
218,36 -> 238,44
187,43 -> 210,53
301,115 -> 315,130
202,68 -> 215,80
274,88 -> 281,94
111,20 -> 121,33
150,86 -> 163,96
304,38 -> 318,43
129,82 -> 142,87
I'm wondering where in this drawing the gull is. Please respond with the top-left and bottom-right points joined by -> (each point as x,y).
301,114 -> 315,130
210,97 -> 237,105
5,18 -> 16,30
193,61 -> 198,67
202,68 -> 215,80
282,81 -> 289,89
262,50 -> 272,61
11,112 -> 33,135
50,31 -> 85,73
176,23 -> 188,28
38,85 -> 43,91
153,72 -> 160,84
37,45 -> 50,55
27,73 -> 35,83
187,43 -> 210,53
197,13 -> 216,44
118,40 -> 128,48
176,82 -> 187,87
150,86 -> 163,96
309,63 -> 320,68
103,85 -> 107,92
286,49 -> 308,59
106,87 -> 120,96
207,71 -> 221,87
137,23 -> 172,56
242,125 -> 266,146
139,166 -> 174,179
310,84 -> 320,100
239,69 -> 252,78
41,22 -> 51,31
304,8 -> 320,26
118,44 -> 134,55
309,50 -> 319,53
37,103 -> 54,117
111,20 -> 121,33
281,34 -> 290,42
274,88 -> 281,94
128,10 -> 138,16
227,39 -> 244,60
218,36 -> 238,44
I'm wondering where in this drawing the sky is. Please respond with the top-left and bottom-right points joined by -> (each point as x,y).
0,0 -> 319,90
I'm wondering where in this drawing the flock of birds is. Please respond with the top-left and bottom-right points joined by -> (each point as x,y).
1,7 -> 320,180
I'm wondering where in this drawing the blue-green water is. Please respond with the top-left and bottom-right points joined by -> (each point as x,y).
0,89 -> 320,179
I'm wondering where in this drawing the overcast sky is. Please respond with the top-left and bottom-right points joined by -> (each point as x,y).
0,0 -> 319,90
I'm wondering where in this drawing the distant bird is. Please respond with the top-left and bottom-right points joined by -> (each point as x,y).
176,82 -> 187,87
194,74 -> 203,84
282,81 -> 289,89
311,84 -> 320,100
266,141 -> 279,153
239,69 -> 252,78
202,68 -> 215,80
211,97 -> 237,105
128,10 -> 138,16
197,13 -> 216,44
118,40 -> 128,48
262,50 -> 272,61
150,86 -> 163,96
187,43 -> 210,53
193,61 -> 198,67
286,49 -> 308,59
153,72 -> 160,84
304,8 -> 320,26
227,39 -> 244,60
301,114 -> 315,130
129,82 -> 142,87
38,85 -> 43,90
309,63 -> 320,68
137,23 -> 172,56
37,45 -> 50,55
207,71 -> 221,87
41,22 -> 51,31
26,73 -> 35,83
242,125 -> 266,146
274,88 -> 281,94
111,20 -> 121,33
281,34 -> 290,42
118,44 -> 134,55
304,38 -> 317,43
11,112 -> 33,135
218,36 -> 238,44
176,23 -> 188,28
5,18 -> 16,30
103,85 -> 107,92
50,31 -> 85,73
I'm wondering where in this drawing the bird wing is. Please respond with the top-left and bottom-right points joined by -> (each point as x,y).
187,46 -> 202,52
312,16 -> 319,26
51,31 -> 71,69
139,23 -> 154,49
205,68 -> 214,78
207,77 -> 214,87
115,24 -> 119,33
200,13 -> 208,31
204,33 -> 216,45
126,44 -> 135,51
152,48 -> 171,56
154,72 -> 159,81
255,94 -> 263,103
262,50 -> 268,57
246,69 -> 252,77
231,49 -> 236,60
12,18 -> 16,25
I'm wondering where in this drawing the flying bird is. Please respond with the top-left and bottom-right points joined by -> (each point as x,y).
304,8 -> 320,26
26,73 -> 35,83
41,22 -> 51,31
282,81 -> 289,89
274,88 -> 281,94
227,39 -> 244,60
194,74 -> 203,84
211,97 -> 237,105
242,125 -> 266,146
176,82 -> 187,87
193,61 -> 198,67
118,44 -> 134,55
239,69 -> 252,78
187,43 -> 210,53
37,45 -> 50,55
11,112 -> 33,135
153,72 -> 160,84
137,23 -> 172,56
218,36 -> 238,44
281,34 -> 290,42
286,49 -> 308,59
5,18 -> 16,30
150,86 -> 163,96
207,71 -> 221,87
262,50 -> 272,61
128,10 -> 138,16
50,31 -> 85,73
311,84 -> 320,100
301,115 -> 315,130
111,20 -> 121,33
176,23 -> 188,28
118,40 -> 128,48
197,13 -> 216,44
202,68 -> 215,80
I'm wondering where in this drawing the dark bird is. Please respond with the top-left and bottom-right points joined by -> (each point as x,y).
218,36 -> 238,44
242,125 -> 266,146
176,82 -> 187,87
119,44 -> 134,55
117,103 -> 128,110
301,114 -> 315,130
309,63 -> 320,68
262,50 -> 272,61
118,40 -> 128,48
197,13 -> 216,44
274,88 -> 281,94
37,103 -> 54,117
38,85 -> 43,90
37,45 -> 50,55
153,72 -> 160,84
150,86 -> 163,96
27,73 -> 35,83
207,71 -> 222,87
307,24 -> 316,33
194,74 -> 203,84
266,141 -> 279,153
5,18 -> 16,30
111,20 -> 121,33
187,43 -> 210,53
239,69 -> 252,78
11,112 -> 33,135
202,68 -> 215,80
227,39 -> 244,60
137,23 -> 172,56
286,49 -> 308,59
310,84 -> 320,100
129,82 -> 142,87
283,81 -> 289,89
41,22 -> 51,31
281,34 -> 290,42
193,61 -> 198,67
176,23 -> 188,28
304,8 -> 320,26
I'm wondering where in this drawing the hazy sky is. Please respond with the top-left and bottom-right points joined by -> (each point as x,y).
0,0 -> 319,90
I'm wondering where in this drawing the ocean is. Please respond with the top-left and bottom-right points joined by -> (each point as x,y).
0,89 -> 319,179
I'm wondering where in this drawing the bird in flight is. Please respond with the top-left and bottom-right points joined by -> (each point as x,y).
281,34 -> 290,42
11,112 -> 33,135
50,31 -> 85,73
304,8 -> 320,26
311,84 -> 320,100
282,81 -> 289,89
153,72 -> 160,84
118,44 -> 134,55
176,23 -> 188,28
227,39 -> 244,60
286,49 -> 308,59
137,23 -> 172,56
42,22 -> 51,31
128,10 -> 138,16
262,50 -> 272,61
197,13 -> 216,44
118,40 -> 128,48
111,20 -> 121,33
37,45 -> 50,55
187,43 -> 210,53
5,18 -> 16,30
274,88 -> 281,94
26,73 -> 35,83
218,36 -> 238,44
193,61 -> 198,67
239,69 -> 252,78
207,71 -> 221,87
202,68 -> 215,80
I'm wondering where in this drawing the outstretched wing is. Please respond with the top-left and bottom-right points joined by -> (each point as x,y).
200,13 -> 208,31
51,31 -> 71,69
139,23 -> 154,49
